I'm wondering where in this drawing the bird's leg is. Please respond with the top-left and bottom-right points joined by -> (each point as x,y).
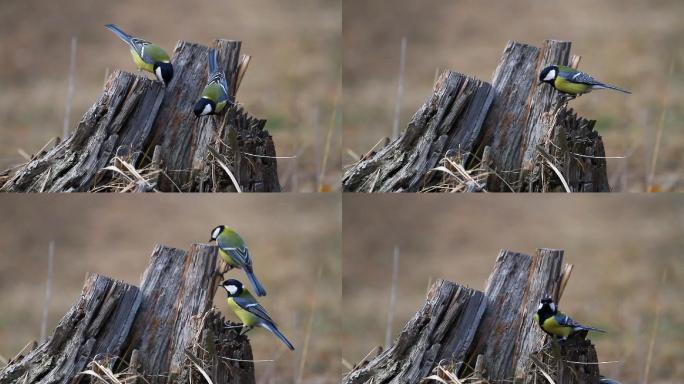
214,264 -> 234,278
240,326 -> 254,336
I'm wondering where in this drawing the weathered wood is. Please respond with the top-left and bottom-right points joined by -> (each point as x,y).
179,310 -> 255,384
0,274 -> 141,384
0,244 -> 255,384
527,333 -> 601,384
343,280 -> 487,384
343,40 -> 610,192
342,71 -> 494,192
1,40 -> 280,193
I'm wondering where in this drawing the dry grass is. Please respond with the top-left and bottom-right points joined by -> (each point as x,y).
0,196 -> 341,383
0,0 -> 341,192
343,0 -> 684,191
342,195 -> 684,383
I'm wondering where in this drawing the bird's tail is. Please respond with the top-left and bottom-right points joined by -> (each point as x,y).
261,322 -> 295,350
245,270 -> 267,297
104,24 -> 133,46
593,83 -> 631,94
208,49 -> 219,76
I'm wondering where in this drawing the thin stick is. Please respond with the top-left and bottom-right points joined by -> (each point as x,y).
317,68 -> 340,192
647,59 -> 674,191
40,241 -> 55,343
63,36 -> 78,138
392,37 -> 407,140
643,270 -> 666,383
385,246 -> 400,349
296,265 -> 323,383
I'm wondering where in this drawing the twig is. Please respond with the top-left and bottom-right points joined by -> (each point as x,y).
647,59 -> 674,191
392,37 -> 407,140
317,67 -> 340,192
643,270 -> 666,383
385,246 -> 400,349
296,265 -> 323,383
40,241 -> 55,343
63,36 -> 78,138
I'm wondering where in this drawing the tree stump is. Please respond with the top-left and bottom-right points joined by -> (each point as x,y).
0,244 -> 255,384
343,280 -> 486,384
0,275 -> 141,384
342,71 -> 494,192
0,40 -> 280,193
343,40 -> 610,192
345,248 -> 602,383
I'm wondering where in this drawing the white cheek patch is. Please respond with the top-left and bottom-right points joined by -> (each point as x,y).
549,303 -> 556,312
211,227 -> 222,239
537,303 -> 543,311
155,66 -> 164,82
226,285 -> 238,295
202,103 -> 213,116
544,69 -> 556,81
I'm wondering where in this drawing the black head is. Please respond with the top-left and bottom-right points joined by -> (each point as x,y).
537,297 -> 557,315
220,279 -> 243,297
209,225 -> 225,242
154,62 -> 174,85
538,65 -> 559,85
194,97 -> 216,118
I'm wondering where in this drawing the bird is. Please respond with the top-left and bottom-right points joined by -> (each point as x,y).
194,49 -> 234,117
209,225 -> 267,296
535,297 -> 606,340
104,24 -> 173,85
219,279 -> 295,350
538,65 -> 630,98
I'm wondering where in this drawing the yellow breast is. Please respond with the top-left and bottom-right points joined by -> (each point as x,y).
541,316 -> 572,338
227,298 -> 258,327
554,77 -> 591,95
130,48 -> 154,73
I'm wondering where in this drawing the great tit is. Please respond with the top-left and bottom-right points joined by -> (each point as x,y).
105,24 -> 174,85
535,297 -> 605,339
209,225 -> 267,297
194,49 -> 234,117
220,279 -> 295,350
538,65 -> 631,97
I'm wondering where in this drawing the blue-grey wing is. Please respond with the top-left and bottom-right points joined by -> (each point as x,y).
234,297 -> 276,325
555,314 -> 582,329
217,239 -> 251,267
560,70 -> 603,85
130,37 -> 154,64
208,72 -> 230,103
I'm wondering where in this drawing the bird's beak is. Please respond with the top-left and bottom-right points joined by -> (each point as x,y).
209,238 -> 214,242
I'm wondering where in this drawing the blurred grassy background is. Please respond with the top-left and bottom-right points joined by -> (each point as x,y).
343,0 -> 684,191
343,195 -> 684,383
0,195 -> 341,383
0,0 -> 341,192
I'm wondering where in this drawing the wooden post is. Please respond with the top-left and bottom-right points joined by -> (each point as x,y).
1,40 -> 280,193
342,40 -> 610,192
0,244 -> 256,384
